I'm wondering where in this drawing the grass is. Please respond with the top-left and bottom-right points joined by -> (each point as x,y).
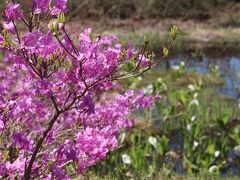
84,65 -> 240,179
2,1 -> 240,56
103,26 -> 240,57
86,172 -> 240,180
1,1 -> 240,177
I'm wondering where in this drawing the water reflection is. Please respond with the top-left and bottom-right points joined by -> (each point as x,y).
169,55 -> 240,98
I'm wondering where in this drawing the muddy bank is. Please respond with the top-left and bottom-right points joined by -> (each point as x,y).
66,16 -> 240,57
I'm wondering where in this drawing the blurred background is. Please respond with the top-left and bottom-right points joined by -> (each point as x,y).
2,0 -> 240,56
2,0 -> 240,179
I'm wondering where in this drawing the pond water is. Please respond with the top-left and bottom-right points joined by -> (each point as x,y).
168,55 -> 240,99
152,55 -> 240,175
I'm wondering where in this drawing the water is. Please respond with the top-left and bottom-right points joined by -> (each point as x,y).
169,55 -> 240,98
154,55 -> 240,175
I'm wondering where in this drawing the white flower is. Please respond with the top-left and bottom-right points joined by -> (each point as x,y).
148,136 -> 157,148
214,150 -> 220,157
144,84 -> 153,95
157,78 -> 163,82
180,61 -> 185,67
193,141 -> 199,149
120,132 -> 126,144
216,65 -> 219,70
122,154 -> 131,165
172,65 -> 180,71
234,146 -> 240,157
208,165 -> 217,173
191,116 -> 196,122
193,92 -> 198,98
187,124 -> 192,131
137,77 -> 142,81
189,99 -> 199,107
188,84 -> 195,92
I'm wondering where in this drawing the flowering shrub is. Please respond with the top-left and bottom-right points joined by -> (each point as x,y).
0,1 -> 177,179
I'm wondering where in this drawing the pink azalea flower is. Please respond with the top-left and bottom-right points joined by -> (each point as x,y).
3,21 -> 15,34
5,3 -> 23,21
33,0 -> 51,14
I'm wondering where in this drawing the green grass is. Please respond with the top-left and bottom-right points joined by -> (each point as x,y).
86,172 -> 240,180
84,66 -> 240,179
103,26 -> 240,58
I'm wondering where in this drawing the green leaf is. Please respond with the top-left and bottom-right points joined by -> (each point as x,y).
144,36 -> 149,45
170,25 -> 179,40
37,55 -> 43,68
163,47 -> 169,57
58,12 -> 66,23
206,144 -> 215,155
49,20 -> 55,31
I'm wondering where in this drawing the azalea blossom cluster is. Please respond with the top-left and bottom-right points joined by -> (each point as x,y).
0,0 -> 175,179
